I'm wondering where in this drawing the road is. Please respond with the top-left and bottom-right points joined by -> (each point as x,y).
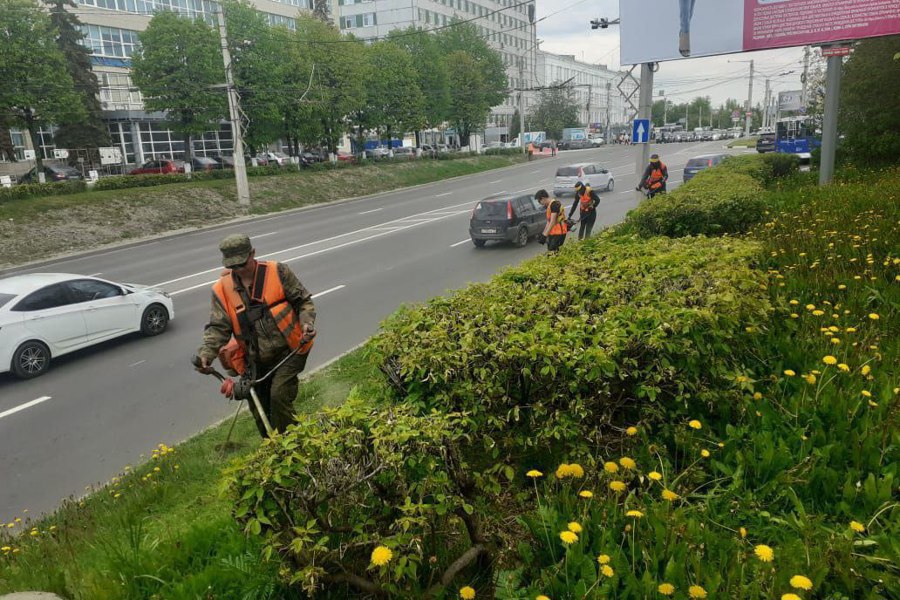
0,141 -> 742,519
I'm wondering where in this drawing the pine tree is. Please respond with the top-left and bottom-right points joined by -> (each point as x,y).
48,0 -> 110,156
312,0 -> 332,24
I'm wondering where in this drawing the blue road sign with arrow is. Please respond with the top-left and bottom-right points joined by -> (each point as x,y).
632,119 -> 650,144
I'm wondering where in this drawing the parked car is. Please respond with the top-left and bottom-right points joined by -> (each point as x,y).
0,273 -> 174,379
300,150 -> 325,163
589,135 -> 605,146
469,193 -> 546,248
560,139 -> 592,150
553,163 -> 615,197
213,155 -> 239,168
336,151 -> 356,163
683,153 -> 729,182
18,164 -> 82,184
392,146 -> 417,159
365,146 -> 390,160
129,159 -> 184,175
756,132 -> 776,153
258,151 -> 289,166
190,156 -> 222,172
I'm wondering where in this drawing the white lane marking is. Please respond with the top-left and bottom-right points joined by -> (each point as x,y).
358,208 -> 383,215
129,360 -> 146,367
153,199 -> 477,288
489,179 -> 503,184
530,169 -> 541,174
89,272 -> 103,277
312,285 -> 345,299
435,192 -> 452,197
250,232 -> 278,239
619,190 -> 633,195
450,238 -> 471,248
0,396 -> 52,421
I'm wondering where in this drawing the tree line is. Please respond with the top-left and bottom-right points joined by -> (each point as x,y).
0,0 -> 510,166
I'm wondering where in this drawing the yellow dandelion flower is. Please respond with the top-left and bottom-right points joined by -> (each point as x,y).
868,313 -> 880,320
739,527 -> 747,539
803,373 -> 816,385
701,449 -> 711,458
526,469 -> 543,478
823,355 -> 838,365
29,530 -> 38,537
850,521 -> 865,533
536,596 -> 550,600
838,363 -> 850,372
812,310 -> 824,316
625,510 -> 644,518
753,392 -> 763,400
370,546 -> 393,567
861,390 -> 871,398
830,337 -> 840,345
1,546 -> 10,553
658,583 -> 675,596
783,369 -> 796,377
619,457 -> 636,470
688,419 -> 702,430
790,575 -> 813,590
569,464 -> 584,478
648,471 -> 662,481
754,544 -> 774,562
789,299 -> 799,305
559,530 -> 578,545
805,304 -> 815,310
688,585 -> 708,599
662,489 -> 679,502
861,365 -> 871,376
846,327 -> 857,333
579,490 -> 594,499
555,464 -> 572,479
838,284 -> 847,290
567,522 -> 582,534
601,565 -> 615,578
625,426 -> 638,436
868,400 -> 879,407
609,480 -> 627,493
597,554 -> 611,565
459,586 -> 476,600
790,313 -> 799,319
604,461 -> 619,474
782,594 -> 801,600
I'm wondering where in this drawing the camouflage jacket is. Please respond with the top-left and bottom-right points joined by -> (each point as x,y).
197,262 -> 316,367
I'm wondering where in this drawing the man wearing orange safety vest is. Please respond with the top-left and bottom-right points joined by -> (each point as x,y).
194,233 -> 316,437
567,181 -> 601,241
637,153 -> 669,198
527,141 -> 535,161
535,189 -> 568,253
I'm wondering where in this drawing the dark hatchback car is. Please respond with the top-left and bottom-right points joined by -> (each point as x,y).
756,132 -> 776,153
190,156 -> 222,172
18,164 -> 82,184
469,193 -> 545,248
683,153 -> 729,182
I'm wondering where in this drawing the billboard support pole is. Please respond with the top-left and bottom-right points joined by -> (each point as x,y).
635,62 -> 654,202
818,49 -> 843,186
744,60 -> 754,137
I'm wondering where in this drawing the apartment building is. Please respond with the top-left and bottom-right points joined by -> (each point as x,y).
532,50 -> 637,131
2,0 -> 338,168
337,0 -> 537,129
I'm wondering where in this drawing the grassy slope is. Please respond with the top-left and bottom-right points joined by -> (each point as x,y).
0,155 -> 523,268
0,350 -> 379,600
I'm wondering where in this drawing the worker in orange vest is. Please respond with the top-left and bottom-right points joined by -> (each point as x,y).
527,141 -> 535,161
637,153 -> 669,198
194,234 -> 316,437
535,189 -> 568,253
568,181 -> 601,240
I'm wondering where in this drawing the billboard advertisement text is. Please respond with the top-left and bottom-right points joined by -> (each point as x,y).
620,0 -> 900,65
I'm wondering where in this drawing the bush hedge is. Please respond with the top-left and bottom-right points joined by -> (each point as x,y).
0,180 -> 86,203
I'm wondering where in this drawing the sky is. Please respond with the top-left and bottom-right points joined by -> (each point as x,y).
535,0 -> 810,107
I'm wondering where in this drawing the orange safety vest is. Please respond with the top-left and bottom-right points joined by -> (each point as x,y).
578,189 -> 595,213
212,261 -> 313,374
648,162 -> 667,190
527,142 -> 535,152
546,203 -> 568,236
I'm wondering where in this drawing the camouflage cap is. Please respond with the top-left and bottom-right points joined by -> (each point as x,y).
219,233 -> 253,267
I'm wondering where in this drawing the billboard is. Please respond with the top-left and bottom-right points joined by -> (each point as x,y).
778,90 -> 803,111
620,0 -> 900,64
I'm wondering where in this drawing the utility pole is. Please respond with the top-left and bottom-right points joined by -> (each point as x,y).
605,82 -> 611,144
518,57 -> 526,155
762,78 -> 771,129
586,83 -> 592,127
801,45 -> 811,108
215,2 -> 249,206
745,60 -> 754,137
819,46 -> 846,185
634,62 -> 654,202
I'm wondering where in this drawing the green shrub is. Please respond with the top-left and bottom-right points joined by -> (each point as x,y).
484,147 -> 522,156
722,153 -> 800,186
0,180 -> 86,203
93,173 -> 192,190
228,397 -> 489,597
627,173 -> 766,237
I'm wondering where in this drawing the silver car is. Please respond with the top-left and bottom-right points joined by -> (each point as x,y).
553,163 -> 615,197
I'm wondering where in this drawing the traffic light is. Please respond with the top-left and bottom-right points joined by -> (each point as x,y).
591,18 -> 609,29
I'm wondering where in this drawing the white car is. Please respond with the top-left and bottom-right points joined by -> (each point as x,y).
553,163 -> 615,197
0,274 -> 174,379
257,151 -> 289,166
589,135 -> 605,146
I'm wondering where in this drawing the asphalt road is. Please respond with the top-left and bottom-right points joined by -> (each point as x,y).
0,141 -> 743,519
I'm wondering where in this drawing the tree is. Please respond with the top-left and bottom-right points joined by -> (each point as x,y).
131,11 -> 226,161
285,16 -> 367,153
311,0 -> 331,24
528,85 -> 581,140
48,0 -> 110,156
839,35 -> 900,164
509,109 -> 521,142
224,0 -> 289,152
0,0 -> 84,170
436,21 -> 507,146
360,41 -> 425,148
388,27 -> 451,143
